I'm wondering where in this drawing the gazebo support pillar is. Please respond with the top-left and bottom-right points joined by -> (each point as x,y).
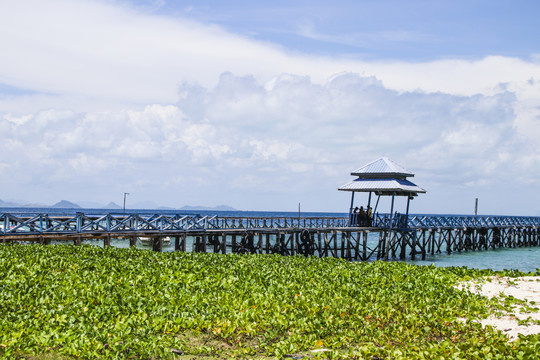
405,196 -> 411,228
389,192 -> 395,228
374,195 -> 381,214
348,192 -> 355,226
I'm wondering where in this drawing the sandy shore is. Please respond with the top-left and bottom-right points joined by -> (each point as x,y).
457,277 -> 540,340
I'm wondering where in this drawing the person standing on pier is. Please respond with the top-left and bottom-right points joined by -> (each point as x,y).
352,207 -> 360,226
359,206 -> 366,226
367,206 -> 373,227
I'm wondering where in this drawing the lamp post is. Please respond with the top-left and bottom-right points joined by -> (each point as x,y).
123,192 -> 130,216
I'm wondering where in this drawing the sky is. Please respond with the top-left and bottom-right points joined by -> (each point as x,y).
1,0 -> 540,215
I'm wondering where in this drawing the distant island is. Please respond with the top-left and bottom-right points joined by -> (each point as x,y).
179,205 -> 237,211
0,198 -> 237,211
51,200 -> 82,209
103,202 -> 122,210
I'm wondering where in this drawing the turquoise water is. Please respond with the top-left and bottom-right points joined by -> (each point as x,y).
69,236 -> 540,274
406,247 -> 540,273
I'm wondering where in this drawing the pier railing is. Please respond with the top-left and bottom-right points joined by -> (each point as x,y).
2,212 -> 540,237
407,214 -> 540,228
350,213 -> 540,229
3,212 -> 540,262
0,213 -> 348,236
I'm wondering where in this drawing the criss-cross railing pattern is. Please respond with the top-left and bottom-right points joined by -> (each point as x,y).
2,212 -> 540,237
0,213 -> 347,236
406,215 -> 540,228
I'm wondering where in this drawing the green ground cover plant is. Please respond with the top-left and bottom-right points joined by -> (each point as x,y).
1,244 -> 539,359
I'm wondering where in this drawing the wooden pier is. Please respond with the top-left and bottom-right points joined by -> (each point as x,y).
1,212 -> 540,261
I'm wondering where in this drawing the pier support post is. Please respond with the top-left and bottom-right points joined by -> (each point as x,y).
384,231 -> 391,261
203,234 -> 207,253
221,233 -> 227,254
446,230 -> 452,255
362,231 -> 368,261
231,235 -> 237,253
333,231 -> 339,258
377,232 -> 383,260
258,233 -> 263,254
410,230 -> 417,260
354,232 -> 361,260
430,230 -> 435,255
347,232 -> 352,260
456,229 -> 462,252
421,231 -> 426,260
399,231 -> 407,260
341,232 -> 346,259
153,237 -> 163,252
322,232 -> 328,257
174,235 -> 180,251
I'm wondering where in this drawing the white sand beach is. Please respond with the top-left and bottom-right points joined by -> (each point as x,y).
457,277 -> 540,340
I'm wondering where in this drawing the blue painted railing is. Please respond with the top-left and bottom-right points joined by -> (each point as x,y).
0,213 -> 348,236
2,212 -> 540,237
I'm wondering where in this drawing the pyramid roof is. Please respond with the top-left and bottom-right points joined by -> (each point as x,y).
339,157 -> 425,196
351,157 -> 414,179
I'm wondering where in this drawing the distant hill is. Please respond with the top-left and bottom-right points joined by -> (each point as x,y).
179,205 -> 237,211
22,203 -> 49,208
214,205 -> 237,211
1,199 -> 237,211
51,200 -> 82,208
0,199 -> 22,207
103,202 -> 122,209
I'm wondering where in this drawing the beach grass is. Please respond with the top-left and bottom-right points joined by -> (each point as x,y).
1,243 -> 539,359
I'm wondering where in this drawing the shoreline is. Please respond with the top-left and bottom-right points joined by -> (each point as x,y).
458,276 -> 540,340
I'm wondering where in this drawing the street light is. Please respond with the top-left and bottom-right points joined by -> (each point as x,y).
123,192 -> 130,216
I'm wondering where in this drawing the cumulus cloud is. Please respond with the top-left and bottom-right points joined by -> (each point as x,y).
1,72 -> 533,213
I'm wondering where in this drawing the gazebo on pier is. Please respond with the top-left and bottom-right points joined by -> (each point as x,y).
338,157 -> 426,228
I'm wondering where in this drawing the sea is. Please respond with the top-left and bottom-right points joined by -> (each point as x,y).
2,207 -> 539,274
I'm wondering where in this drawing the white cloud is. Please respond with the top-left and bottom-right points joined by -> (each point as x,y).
2,1 -> 540,111
2,72 -> 535,213
297,19 -> 431,48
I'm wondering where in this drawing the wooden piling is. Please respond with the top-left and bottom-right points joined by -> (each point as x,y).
362,231 -> 368,261
153,237 -> 163,252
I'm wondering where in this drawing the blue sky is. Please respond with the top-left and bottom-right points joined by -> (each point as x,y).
1,0 -> 540,215
137,0 -> 540,61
